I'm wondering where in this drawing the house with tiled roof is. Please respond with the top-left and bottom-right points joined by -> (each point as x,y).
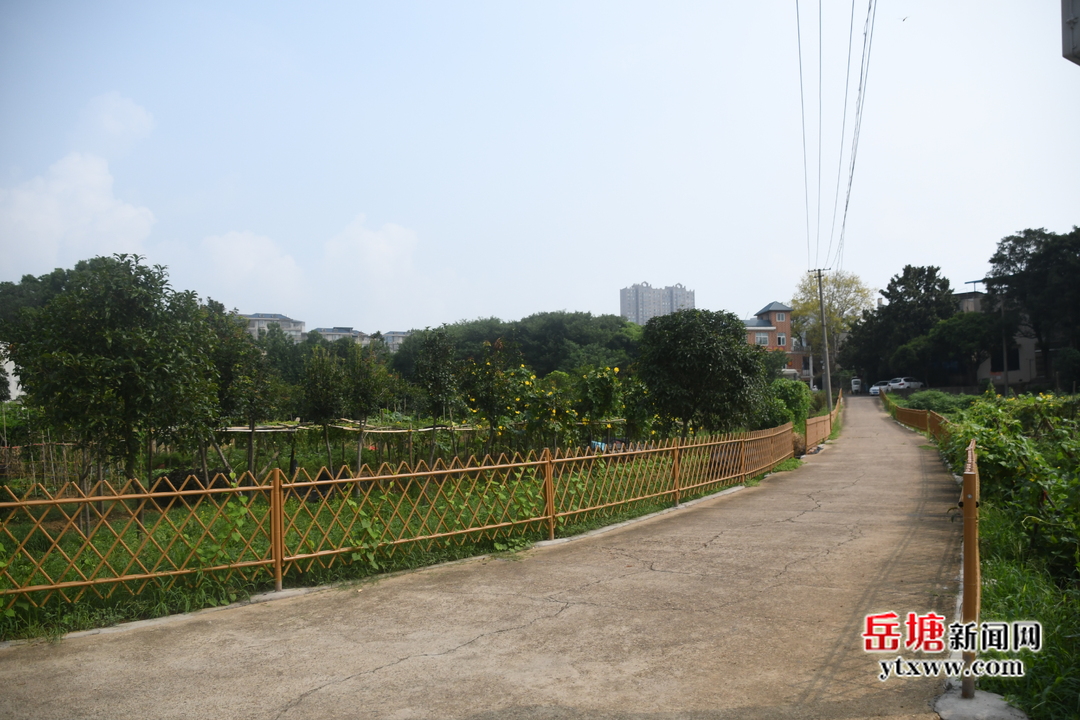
744,302 -> 812,384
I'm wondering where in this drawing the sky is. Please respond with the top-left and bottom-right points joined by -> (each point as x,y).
1,1 -> 1078,333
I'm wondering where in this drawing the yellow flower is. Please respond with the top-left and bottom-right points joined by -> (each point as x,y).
614,367 -> 619,373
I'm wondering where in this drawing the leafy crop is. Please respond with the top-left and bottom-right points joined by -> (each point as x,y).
935,393 -> 1079,719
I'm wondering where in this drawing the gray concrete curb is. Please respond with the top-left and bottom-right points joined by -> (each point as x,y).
935,685 -> 1028,720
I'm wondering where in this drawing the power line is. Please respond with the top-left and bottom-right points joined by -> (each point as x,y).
796,0 -> 812,269
815,0 -> 823,268
834,0 -> 878,271
824,0 -> 857,268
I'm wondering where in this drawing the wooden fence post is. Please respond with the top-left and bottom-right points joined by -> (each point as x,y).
542,449 -> 555,541
737,435 -> 749,483
271,468 -> 284,592
961,440 -> 981,699
672,438 -> 681,506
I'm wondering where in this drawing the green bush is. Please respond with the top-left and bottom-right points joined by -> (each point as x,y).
752,396 -> 792,430
771,378 -> 812,426
939,393 -> 1080,581
903,390 -> 977,415
936,395 -> 1080,717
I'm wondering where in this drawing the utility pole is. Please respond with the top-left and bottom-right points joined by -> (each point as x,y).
809,268 -> 833,412
1001,300 -> 1010,396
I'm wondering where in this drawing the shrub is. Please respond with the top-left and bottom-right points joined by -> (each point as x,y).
904,390 -> 977,415
771,378 -> 812,426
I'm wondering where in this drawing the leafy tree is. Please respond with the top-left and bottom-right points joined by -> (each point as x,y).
514,311 -> 640,376
414,328 -> 458,464
343,342 -> 393,469
878,265 -> 956,349
790,270 -> 874,377
889,334 -> 933,379
637,309 -> 765,438
518,368 -> 578,450
301,345 -> 345,471
0,362 -> 10,403
0,267 -> 75,330
202,299 -> 272,476
986,227 -> 1080,379
839,266 -> 955,380
3,255 -> 217,480
393,312 -> 643,380
620,373 -> 656,441
459,339 -> 522,453
258,323 -> 303,386
762,349 -> 792,379
574,365 -> 622,443
927,312 -> 998,385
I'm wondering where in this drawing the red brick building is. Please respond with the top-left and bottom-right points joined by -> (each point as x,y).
743,302 -> 812,383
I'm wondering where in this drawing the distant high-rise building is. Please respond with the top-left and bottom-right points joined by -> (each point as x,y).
619,282 -> 695,325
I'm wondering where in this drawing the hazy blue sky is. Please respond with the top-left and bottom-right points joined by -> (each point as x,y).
1,2 -> 1077,332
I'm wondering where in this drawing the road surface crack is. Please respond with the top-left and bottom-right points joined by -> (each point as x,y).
271,601 -> 569,719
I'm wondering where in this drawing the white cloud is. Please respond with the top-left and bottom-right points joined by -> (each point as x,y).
196,230 -> 305,315
0,153 -> 155,278
324,214 -> 417,278
73,92 -> 155,158
320,215 -> 423,328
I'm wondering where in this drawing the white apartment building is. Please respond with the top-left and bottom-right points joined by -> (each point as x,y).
619,282 -> 695,325
241,313 -> 305,342
311,327 -> 370,344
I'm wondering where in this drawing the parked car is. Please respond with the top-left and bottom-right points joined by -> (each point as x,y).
851,377 -> 862,394
888,377 -> 924,390
869,381 -> 891,396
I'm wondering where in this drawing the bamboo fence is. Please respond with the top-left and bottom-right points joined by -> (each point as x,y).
1,423 -> 795,608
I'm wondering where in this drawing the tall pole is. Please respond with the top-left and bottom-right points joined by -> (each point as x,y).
810,268 -> 833,412
1001,300 -> 1010,396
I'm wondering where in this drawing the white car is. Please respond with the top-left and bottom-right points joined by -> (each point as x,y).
869,381 -> 891,396
888,377 -> 924,390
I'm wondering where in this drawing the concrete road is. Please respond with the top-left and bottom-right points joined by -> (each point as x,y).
0,397 -> 962,719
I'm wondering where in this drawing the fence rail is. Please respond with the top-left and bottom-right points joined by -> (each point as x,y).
805,391 -> 845,448
1,423 -> 796,608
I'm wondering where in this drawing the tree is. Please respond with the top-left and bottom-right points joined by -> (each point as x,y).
927,312 -> 998,385
3,255 -> 217,480
790,270 -> 874,378
878,265 -> 956,350
986,227 -> 1080,379
343,342 -> 393,469
459,338 -> 521,453
838,265 -> 955,380
301,345 -> 345,471
391,312 -> 643,380
0,267 -> 75,331
258,323 -> 303,386
414,328 -> 458,465
637,309 -> 765,438
574,365 -> 621,444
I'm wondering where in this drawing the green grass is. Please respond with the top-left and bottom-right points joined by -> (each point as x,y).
976,503 -> 1080,720
827,411 -> 843,441
770,457 -> 803,473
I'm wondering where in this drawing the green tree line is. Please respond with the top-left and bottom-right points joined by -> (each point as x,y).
1,255 -> 815,482
836,226 -> 1080,389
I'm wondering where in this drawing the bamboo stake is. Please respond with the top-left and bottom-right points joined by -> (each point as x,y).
961,441 -> 981,699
